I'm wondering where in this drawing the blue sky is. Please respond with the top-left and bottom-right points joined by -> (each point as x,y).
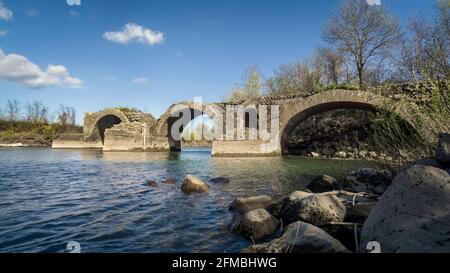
0,0 -> 437,124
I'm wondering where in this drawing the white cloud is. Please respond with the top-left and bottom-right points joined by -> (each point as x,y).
132,77 -> 149,84
0,49 -> 83,89
103,23 -> 164,45
66,0 -> 81,6
0,1 -> 13,21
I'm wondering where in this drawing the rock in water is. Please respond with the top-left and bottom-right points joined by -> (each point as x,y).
230,195 -> 273,214
210,177 -> 230,183
436,133 -> 450,166
147,180 -> 159,187
231,209 -> 279,241
360,165 -> 450,253
345,168 -> 391,195
279,194 -> 346,226
307,175 -> 341,193
242,221 -> 350,253
161,178 -> 177,184
181,175 -> 209,194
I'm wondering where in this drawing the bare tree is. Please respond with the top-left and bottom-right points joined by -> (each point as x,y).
5,99 -> 21,121
315,47 -> 346,85
57,105 -> 77,126
226,66 -> 263,103
266,60 -> 319,96
398,2 -> 450,81
323,0 -> 400,87
25,101 -> 49,123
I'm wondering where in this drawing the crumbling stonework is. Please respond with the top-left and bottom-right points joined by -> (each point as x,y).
53,87 -> 445,155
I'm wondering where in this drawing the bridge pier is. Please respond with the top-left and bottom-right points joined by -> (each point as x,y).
52,134 -> 103,149
211,140 -> 281,157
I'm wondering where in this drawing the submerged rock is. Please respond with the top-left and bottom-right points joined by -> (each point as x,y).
436,133 -> 450,166
360,165 -> 450,253
181,175 -> 209,194
344,168 -> 391,195
230,195 -> 273,214
147,180 -> 159,187
242,221 -> 350,253
210,177 -> 231,183
307,174 -> 341,193
231,209 -> 279,241
161,178 -> 177,184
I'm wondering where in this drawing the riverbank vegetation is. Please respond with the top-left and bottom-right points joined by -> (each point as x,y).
226,0 -> 449,163
0,100 -> 82,146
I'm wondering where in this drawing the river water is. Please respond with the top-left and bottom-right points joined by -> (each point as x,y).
0,147 -> 375,253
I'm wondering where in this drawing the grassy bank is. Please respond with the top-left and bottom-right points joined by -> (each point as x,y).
0,119 -> 82,146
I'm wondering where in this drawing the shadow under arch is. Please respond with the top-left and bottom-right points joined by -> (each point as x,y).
154,102 -> 221,152
95,115 -> 123,144
84,108 -> 129,144
280,101 -> 421,155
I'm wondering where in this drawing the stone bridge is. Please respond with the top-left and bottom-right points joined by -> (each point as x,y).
52,88 -> 443,156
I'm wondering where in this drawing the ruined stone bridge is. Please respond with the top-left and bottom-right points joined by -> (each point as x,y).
52,88 -> 441,156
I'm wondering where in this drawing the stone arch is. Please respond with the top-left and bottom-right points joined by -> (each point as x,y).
278,89 -> 429,154
153,101 -> 223,151
83,108 -> 129,144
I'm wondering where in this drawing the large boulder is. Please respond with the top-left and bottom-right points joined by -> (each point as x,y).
436,133 -> 450,167
231,209 -> 279,241
242,221 -> 350,253
181,175 -> 209,194
360,166 -> 450,253
268,191 -> 312,218
307,175 -> 341,193
230,195 -> 273,214
344,168 -> 391,195
272,193 -> 346,227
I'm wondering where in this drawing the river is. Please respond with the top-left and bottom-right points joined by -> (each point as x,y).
0,147 -> 376,253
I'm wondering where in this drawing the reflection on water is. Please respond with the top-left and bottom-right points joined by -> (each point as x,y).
0,147 -> 376,253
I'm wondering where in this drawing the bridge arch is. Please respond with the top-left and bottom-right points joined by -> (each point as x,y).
278,89 -> 427,154
83,108 -> 129,144
154,101 -> 223,151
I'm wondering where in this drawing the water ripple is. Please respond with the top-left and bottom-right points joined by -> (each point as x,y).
0,147 -> 375,253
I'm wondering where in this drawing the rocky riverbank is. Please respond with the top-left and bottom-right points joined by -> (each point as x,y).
227,133 -> 450,253
145,133 -> 449,252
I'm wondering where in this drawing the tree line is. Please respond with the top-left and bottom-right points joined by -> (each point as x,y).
0,99 -> 78,127
226,0 -> 450,102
